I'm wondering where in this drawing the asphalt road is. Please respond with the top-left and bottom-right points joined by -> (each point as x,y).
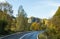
0,31 -> 43,39
19,31 -> 40,39
0,32 -> 30,39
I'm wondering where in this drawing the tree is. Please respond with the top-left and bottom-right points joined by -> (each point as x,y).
0,10 -> 13,34
44,7 -> 60,39
40,19 -> 47,30
0,2 -> 13,16
30,22 -> 40,31
16,5 -> 28,31
0,20 -> 8,35
52,7 -> 60,31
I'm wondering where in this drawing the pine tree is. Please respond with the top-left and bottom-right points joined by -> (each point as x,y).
16,5 -> 28,31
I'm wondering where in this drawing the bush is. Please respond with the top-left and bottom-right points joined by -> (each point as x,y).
0,20 -> 8,35
38,34 -> 47,39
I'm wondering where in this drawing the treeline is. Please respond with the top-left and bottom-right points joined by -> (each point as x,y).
0,5 -> 28,35
0,2 -> 45,36
0,10 -> 13,35
38,7 -> 60,39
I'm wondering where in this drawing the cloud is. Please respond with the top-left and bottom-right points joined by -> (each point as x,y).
0,0 -> 6,3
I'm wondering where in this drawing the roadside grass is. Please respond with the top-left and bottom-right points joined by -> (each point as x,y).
38,30 -> 60,39
38,33 -> 47,39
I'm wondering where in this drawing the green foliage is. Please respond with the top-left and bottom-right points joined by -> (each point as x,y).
16,5 -> 28,31
0,20 -> 8,35
41,24 -> 46,30
52,7 -> 60,29
0,2 -> 13,16
38,34 -> 47,39
0,10 -> 14,35
0,10 -> 13,30
30,22 -> 41,31
53,7 -> 60,16
43,7 -> 60,39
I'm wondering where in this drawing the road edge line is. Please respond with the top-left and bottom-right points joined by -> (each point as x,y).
19,32 -> 32,39
0,32 -> 22,39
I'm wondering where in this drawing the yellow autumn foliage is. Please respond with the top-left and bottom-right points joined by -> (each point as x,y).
30,22 -> 40,31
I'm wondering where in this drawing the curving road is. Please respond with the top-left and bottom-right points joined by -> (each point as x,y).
19,31 -> 40,39
0,31 -> 44,39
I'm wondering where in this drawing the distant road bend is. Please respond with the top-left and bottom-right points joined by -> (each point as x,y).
0,31 -> 44,39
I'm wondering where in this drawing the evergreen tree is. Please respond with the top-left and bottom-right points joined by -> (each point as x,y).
16,5 -> 28,31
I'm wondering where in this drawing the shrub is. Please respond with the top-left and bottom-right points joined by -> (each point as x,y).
38,34 -> 47,39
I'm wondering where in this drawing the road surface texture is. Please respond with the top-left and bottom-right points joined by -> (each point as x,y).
0,31 -> 43,39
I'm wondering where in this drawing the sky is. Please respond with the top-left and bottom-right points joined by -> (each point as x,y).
0,0 -> 60,19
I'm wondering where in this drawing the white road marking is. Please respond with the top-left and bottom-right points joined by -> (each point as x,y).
0,31 -> 31,39
37,31 -> 45,39
19,32 -> 33,39
37,34 -> 39,39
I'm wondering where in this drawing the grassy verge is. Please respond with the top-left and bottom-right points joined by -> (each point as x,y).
38,30 -> 60,39
38,33 -> 47,39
